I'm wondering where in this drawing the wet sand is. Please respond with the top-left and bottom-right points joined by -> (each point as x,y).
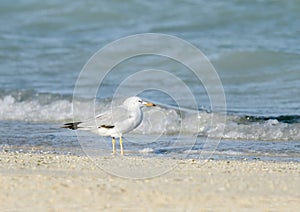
0,152 -> 299,211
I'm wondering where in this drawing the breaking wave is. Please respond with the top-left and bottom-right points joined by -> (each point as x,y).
0,90 -> 299,141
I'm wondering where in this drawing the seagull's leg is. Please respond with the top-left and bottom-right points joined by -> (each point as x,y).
119,136 -> 124,156
112,137 -> 116,155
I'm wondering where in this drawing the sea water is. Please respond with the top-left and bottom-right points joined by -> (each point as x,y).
0,0 -> 299,161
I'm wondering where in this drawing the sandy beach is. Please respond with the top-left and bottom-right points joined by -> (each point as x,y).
0,152 -> 299,211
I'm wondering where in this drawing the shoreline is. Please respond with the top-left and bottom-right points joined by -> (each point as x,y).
1,152 -> 299,211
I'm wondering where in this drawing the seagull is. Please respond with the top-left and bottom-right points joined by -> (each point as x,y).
62,96 -> 156,155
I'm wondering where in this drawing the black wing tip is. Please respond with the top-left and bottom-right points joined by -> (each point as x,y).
61,122 -> 82,130
99,125 -> 115,129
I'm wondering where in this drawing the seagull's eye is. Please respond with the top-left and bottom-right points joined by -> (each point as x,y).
138,100 -> 142,103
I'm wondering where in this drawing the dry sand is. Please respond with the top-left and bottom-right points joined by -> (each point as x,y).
0,152 -> 299,211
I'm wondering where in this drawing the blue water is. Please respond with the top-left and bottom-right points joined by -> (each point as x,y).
0,0 -> 299,161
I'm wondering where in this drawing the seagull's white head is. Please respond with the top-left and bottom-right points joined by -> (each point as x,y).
123,96 -> 156,109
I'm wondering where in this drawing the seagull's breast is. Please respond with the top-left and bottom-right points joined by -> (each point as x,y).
116,109 -> 143,134
130,110 -> 143,128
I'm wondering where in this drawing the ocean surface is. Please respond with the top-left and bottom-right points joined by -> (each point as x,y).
0,0 -> 299,162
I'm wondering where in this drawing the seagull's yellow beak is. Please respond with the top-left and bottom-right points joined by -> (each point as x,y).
143,101 -> 156,107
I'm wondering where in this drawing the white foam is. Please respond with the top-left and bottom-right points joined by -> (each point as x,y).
139,148 -> 154,154
0,95 -> 73,122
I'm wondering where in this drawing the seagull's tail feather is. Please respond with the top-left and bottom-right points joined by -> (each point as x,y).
62,122 -> 82,130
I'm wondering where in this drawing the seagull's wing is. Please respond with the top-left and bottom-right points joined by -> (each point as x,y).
62,106 -> 130,131
95,106 -> 129,128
